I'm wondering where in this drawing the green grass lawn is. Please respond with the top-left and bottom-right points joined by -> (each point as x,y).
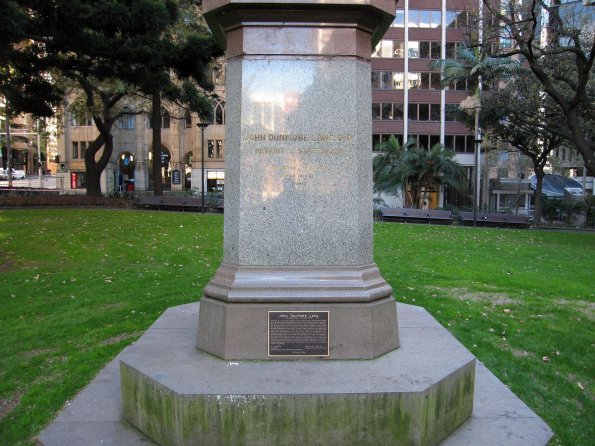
0,209 -> 593,445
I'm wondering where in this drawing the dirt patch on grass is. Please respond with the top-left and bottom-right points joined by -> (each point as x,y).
0,391 -> 23,421
22,348 -> 55,360
100,303 -> 125,310
100,332 -> 142,346
0,258 -> 14,272
426,286 -> 517,306
512,348 -> 536,358
554,299 -> 595,320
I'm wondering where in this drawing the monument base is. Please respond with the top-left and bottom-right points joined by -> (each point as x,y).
38,302 -> 554,446
198,296 -> 399,359
119,302 -> 476,446
197,263 -> 399,359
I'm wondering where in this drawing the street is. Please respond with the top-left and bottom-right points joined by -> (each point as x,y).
0,175 -> 58,189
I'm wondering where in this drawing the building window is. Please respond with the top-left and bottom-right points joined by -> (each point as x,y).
446,10 -> 468,29
392,10 -> 441,28
184,110 -> 192,128
404,104 -> 442,122
208,139 -> 224,159
72,141 -> 92,160
206,171 -> 225,193
372,134 -> 403,151
402,103 -> 440,122
418,104 -> 430,121
408,135 -> 442,149
444,135 -> 474,153
372,40 -> 404,58
430,104 -> 440,121
372,103 -> 404,120
214,101 -> 225,125
118,110 -> 135,129
71,111 -> 93,127
408,104 -> 418,121
408,41 -> 420,58
147,109 -> 171,129
372,71 -> 442,90
373,40 -> 443,59
392,10 -> 405,27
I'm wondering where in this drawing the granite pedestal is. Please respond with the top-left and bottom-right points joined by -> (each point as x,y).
197,0 -> 401,361
38,302 -> 554,446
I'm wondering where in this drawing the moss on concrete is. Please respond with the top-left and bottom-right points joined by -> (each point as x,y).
120,359 -> 475,446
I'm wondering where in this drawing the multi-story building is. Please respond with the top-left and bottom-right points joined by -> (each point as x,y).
371,0 -> 486,209
58,63 -> 227,195
0,97 -> 51,177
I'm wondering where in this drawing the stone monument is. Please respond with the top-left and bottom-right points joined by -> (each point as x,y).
119,1 -> 476,444
196,0 -> 399,360
35,2 -> 552,445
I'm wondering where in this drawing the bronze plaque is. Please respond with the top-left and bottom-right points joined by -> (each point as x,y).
268,311 -> 329,357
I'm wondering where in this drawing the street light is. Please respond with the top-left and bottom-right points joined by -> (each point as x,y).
473,129 -> 483,228
196,121 -> 210,213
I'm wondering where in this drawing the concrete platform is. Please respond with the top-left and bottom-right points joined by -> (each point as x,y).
38,302 -> 553,446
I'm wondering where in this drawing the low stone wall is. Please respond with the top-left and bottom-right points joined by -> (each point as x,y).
0,190 -> 135,208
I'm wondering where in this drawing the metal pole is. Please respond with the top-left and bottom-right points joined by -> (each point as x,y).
473,108 -> 479,227
196,122 -> 209,213
37,119 -> 44,188
201,129 -> 205,213
6,103 -> 12,188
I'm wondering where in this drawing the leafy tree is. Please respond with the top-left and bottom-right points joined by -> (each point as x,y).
479,74 -> 565,222
130,1 -> 222,195
2,0 -> 221,196
0,2 -> 62,116
484,0 -> 595,174
373,136 -> 464,208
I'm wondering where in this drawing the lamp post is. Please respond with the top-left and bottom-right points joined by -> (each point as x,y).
472,110 -> 483,228
37,119 -> 43,187
196,122 -> 209,213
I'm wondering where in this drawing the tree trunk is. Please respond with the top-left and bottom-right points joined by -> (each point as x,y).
564,108 -> 595,176
84,135 -> 110,197
533,170 -> 545,224
77,78 -> 123,197
410,186 -> 420,208
85,163 -> 103,196
152,91 -> 163,196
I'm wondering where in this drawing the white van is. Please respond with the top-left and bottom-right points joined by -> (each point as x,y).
0,168 -> 26,180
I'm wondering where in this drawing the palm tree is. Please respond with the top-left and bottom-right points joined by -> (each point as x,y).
373,137 -> 464,208
400,144 -> 464,208
372,135 -> 413,201
431,46 -> 521,219
431,46 -> 521,97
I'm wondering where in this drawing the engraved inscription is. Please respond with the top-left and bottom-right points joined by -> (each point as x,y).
244,130 -> 354,191
244,133 -> 353,142
268,311 -> 329,356
254,147 -> 345,156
